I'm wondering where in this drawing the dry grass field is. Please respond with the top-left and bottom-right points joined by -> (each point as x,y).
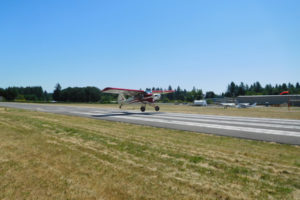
53,103 -> 300,120
1,107 -> 300,199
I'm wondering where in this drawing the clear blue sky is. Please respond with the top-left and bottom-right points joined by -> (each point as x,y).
0,0 -> 299,94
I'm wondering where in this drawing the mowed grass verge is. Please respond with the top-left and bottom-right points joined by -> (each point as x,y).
0,107 -> 300,199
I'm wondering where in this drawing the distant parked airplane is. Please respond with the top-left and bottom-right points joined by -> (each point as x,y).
102,87 -> 174,112
220,103 -> 236,108
220,102 -> 257,109
236,102 -> 257,108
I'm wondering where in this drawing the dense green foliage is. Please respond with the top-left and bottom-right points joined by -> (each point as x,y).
53,86 -> 101,102
0,86 -> 49,101
224,82 -> 300,97
159,86 -> 203,103
205,91 -> 216,99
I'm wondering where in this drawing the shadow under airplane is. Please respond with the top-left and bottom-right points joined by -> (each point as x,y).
91,111 -> 161,118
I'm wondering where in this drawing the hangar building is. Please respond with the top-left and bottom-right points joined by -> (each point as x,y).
237,95 -> 300,106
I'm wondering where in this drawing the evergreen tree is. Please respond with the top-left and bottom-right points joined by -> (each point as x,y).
282,83 -> 288,91
167,85 -> 174,101
205,91 -> 215,99
288,83 -> 295,93
237,82 -> 246,96
0,88 -> 4,97
43,91 -> 49,101
264,84 -> 273,95
253,81 -> 263,93
226,82 -> 238,97
53,83 -> 62,101
194,88 -> 203,100
4,87 -> 18,101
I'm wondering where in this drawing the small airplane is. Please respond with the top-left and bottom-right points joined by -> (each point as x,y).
220,103 -> 236,108
220,102 -> 257,109
101,87 -> 174,112
236,102 -> 257,108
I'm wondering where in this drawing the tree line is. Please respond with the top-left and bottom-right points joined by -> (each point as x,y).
0,86 -> 50,101
1,81 -> 299,103
53,84 -> 102,102
52,84 -> 204,103
224,82 -> 300,97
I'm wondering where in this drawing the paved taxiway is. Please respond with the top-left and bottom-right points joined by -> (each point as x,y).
1,102 -> 300,145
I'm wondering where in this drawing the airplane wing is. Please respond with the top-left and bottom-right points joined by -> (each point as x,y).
220,103 -> 236,106
220,103 -> 236,108
152,90 -> 174,94
236,102 -> 256,108
102,87 -> 145,96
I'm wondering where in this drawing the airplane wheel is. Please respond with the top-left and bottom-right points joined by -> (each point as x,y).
155,106 -> 160,111
140,106 -> 146,112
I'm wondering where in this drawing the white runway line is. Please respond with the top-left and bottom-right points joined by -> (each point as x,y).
137,114 -> 300,130
61,110 -> 300,137
69,110 -> 300,132
161,113 -> 300,125
109,115 -> 300,137
70,110 -> 300,130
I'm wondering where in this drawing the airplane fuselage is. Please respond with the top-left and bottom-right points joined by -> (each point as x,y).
127,93 -> 155,104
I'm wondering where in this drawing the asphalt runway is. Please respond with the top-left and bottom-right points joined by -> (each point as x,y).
1,102 -> 300,145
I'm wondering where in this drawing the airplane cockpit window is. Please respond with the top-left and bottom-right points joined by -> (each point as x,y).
146,89 -> 152,94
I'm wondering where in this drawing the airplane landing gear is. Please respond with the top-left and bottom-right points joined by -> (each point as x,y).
140,106 -> 146,112
155,106 -> 160,111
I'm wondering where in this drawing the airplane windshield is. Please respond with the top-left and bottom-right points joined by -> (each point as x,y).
145,89 -> 152,94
